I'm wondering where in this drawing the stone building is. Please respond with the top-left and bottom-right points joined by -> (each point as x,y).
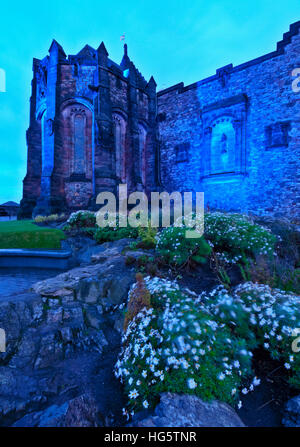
20,21 -> 300,219
158,21 -> 300,219
20,42 -> 158,217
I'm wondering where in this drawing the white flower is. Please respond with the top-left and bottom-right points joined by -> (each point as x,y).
241,388 -> 248,395
143,400 -> 149,409
142,370 -> 147,378
218,373 -> 225,381
129,389 -> 139,399
187,378 -> 197,389
284,363 -> 291,370
252,377 -> 261,386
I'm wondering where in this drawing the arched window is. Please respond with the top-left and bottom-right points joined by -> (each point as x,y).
139,124 -> 147,186
113,114 -> 126,183
74,114 -> 85,174
210,117 -> 236,174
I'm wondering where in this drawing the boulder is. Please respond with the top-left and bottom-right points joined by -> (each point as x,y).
130,393 -> 246,427
13,393 -> 103,427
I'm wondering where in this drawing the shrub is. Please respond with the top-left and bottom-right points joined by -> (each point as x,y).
137,222 -> 157,249
116,278 -> 300,417
115,277 -> 253,416
34,213 -> 67,224
200,282 -> 300,388
156,226 -> 212,267
124,273 -> 151,331
94,224 -> 138,244
66,210 -> 96,229
204,212 -> 277,265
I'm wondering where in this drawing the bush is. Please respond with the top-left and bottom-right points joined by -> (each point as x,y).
200,282 -> 300,388
124,273 -> 151,330
156,226 -> 212,267
137,222 -> 157,249
204,212 -> 277,265
116,278 -> 300,417
34,214 -> 67,224
94,224 -> 138,243
65,210 -> 96,229
115,277 -> 253,416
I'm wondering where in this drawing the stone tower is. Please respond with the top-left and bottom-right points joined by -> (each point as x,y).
20,40 -> 159,218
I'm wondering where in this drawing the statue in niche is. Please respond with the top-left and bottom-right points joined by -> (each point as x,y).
220,133 -> 229,168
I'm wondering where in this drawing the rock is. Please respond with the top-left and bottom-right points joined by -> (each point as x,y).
13,394 -> 103,427
33,255 -> 135,310
0,242 -> 136,426
130,393 -> 246,427
282,395 -> 300,427
62,236 -> 135,265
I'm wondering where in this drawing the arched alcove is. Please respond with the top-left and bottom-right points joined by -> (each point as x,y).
210,116 -> 236,174
138,124 -> 147,186
113,113 -> 126,183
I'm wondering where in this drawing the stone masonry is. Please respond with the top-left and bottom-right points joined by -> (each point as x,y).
20,22 -> 300,219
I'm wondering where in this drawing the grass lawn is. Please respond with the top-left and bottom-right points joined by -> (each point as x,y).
0,220 -> 66,249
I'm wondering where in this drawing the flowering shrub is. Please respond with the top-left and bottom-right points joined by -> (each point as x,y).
156,226 -> 212,266
199,282 -> 300,388
115,277 -> 254,416
116,278 -> 300,417
34,213 -> 67,224
65,210 -> 96,229
204,212 -> 277,265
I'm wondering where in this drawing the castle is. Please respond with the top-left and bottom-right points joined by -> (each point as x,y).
20,21 -> 300,219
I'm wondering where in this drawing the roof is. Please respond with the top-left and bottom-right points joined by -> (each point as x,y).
0,201 -> 20,207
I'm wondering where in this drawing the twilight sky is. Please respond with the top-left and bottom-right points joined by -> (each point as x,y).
0,0 -> 298,203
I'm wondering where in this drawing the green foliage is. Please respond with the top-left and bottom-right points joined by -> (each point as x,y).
202,282 -> 300,388
156,226 -> 212,267
0,220 -> 65,249
116,278 -> 300,416
137,222 -> 157,249
34,213 -> 67,224
204,212 -> 277,264
116,277 -> 253,415
94,224 -> 138,243
65,210 -> 96,229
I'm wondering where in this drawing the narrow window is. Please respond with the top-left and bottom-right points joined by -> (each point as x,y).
74,114 -> 85,174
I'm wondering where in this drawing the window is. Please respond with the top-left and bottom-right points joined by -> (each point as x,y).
139,125 -> 147,185
74,114 -> 85,174
113,114 -> 126,183
265,122 -> 290,148
175,142 -> 190,163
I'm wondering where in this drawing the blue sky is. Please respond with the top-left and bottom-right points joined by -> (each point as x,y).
0,0 -> 299,203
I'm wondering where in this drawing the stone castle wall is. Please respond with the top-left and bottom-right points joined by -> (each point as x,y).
157,22 -> 300,218
20,22 -> 300,219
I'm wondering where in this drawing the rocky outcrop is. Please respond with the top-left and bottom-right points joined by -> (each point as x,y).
0,250 -> 136,426
61,236 -> 134,266
130,393 -> 245,427
282,395 -> 300,427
